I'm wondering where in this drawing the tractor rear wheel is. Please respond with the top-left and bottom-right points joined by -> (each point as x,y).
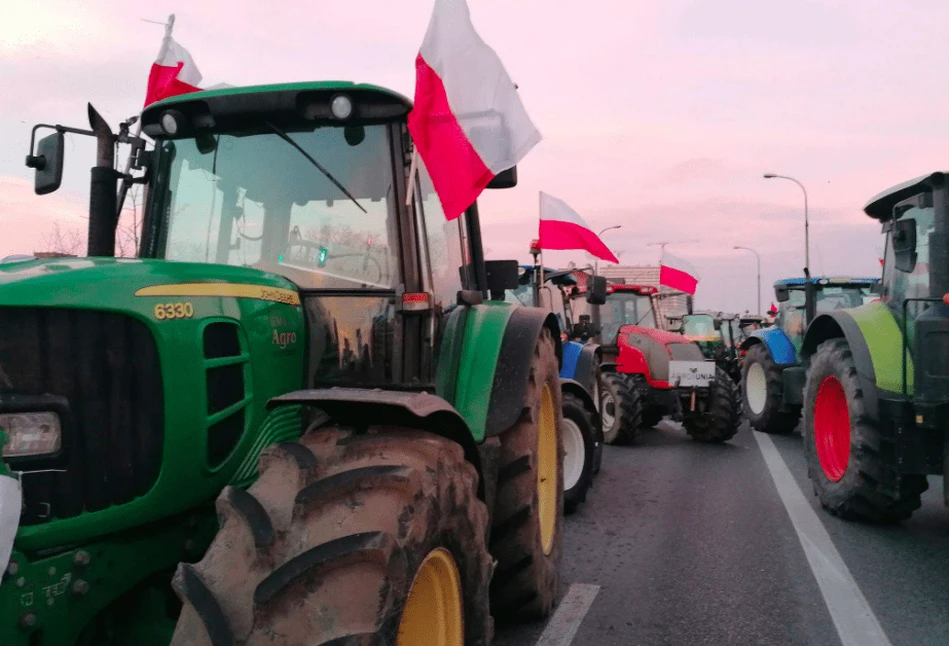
803,338 -> 928,523
684,368 -> 741,443
170,426 -> 492,646
562,392 -> 595,514
490,326 -> 563,621
742,343 -> 800,434
599,373 -> 643,445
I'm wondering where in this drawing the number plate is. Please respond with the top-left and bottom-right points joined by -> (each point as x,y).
669,360 -> 716,388
0,475 -> 21,574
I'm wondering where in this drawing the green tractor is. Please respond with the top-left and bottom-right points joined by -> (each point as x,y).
669,311 -> 743,383
0,83 -> 566,644
798,172 -> 948,522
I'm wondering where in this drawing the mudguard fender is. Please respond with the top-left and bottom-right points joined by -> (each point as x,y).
801,309 -> 880,414
742,327 -> 797,365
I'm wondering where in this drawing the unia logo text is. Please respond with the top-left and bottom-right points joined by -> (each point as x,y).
273,330 -> 297,349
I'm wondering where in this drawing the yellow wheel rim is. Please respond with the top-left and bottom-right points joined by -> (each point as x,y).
537,384 -> 558,556
397,548 -> 464,646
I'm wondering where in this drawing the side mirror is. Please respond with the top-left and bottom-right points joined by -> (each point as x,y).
713,318 -> 722,331
486,166 -> 517,189
484,259 -> 520,300
775,285 -> 790,303
892,218 -> 917,273
587,275 -> 608,305
26,131 -> 65,195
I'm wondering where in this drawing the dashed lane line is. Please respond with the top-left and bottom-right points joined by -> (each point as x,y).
753,431 -> 892,646
534,583 -> 601,646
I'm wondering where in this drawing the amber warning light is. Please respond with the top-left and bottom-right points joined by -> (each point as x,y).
402,292 -> 433,312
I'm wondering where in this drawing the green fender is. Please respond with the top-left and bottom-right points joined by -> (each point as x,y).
436,303 -> 560,443
801,301 -> 914,397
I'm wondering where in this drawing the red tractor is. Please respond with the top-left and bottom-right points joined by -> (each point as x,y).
572,282 -> 741,445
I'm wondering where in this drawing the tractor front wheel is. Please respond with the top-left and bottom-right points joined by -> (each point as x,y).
742,343 -> 800,434
599,373 -> 643,445
170,426 -> 492,646
684,368 -> 741,443
490,326 -> 563,621
562,392 -> 596,514
803,338 -> 928,523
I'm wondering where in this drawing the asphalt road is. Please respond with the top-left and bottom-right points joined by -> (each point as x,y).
494,421 -> 949,646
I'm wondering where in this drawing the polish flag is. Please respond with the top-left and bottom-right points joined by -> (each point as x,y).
660,252 -> 699,295
538,192 -> 620,263
408,0 -> 542,220
144,30 -> 202,107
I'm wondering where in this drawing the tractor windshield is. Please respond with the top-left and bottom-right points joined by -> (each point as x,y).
150,124 -> 397,290
682,314 -> 719,342
600,292 -> 657,342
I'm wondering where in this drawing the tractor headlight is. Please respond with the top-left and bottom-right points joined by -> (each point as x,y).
0,412 -> 62,458
330,94 -> 353,120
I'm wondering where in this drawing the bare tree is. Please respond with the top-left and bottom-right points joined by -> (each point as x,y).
116,185 -> 143,258
37,222 -> 85,256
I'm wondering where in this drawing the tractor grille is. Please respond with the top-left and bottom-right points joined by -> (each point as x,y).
0,307 -> 164,526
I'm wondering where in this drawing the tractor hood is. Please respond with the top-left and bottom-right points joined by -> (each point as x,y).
618,325 -> 692,348
0,257 -> 299,310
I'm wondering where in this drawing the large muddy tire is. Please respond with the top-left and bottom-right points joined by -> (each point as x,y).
742,343 -> 800,434
803,338 -> 928,523
684,368 -> 741,443
599,373 -> 643,445
562,392 -> 596,514
170,426 -> 492,646
490,326 -> 563,621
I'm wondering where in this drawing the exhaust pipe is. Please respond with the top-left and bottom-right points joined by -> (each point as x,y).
87,104 -> 118,257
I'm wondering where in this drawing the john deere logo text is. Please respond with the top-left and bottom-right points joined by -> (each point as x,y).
273,330 -> 297,349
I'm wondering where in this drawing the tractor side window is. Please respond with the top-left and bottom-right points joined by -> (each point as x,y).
884,205 -> 935,323
416,157 -> 467,313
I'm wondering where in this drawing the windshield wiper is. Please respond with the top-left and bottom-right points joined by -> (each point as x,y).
263,120 -> 367,214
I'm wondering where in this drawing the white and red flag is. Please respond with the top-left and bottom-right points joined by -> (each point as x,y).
659,251 -> 699,295
144,21 -> 202,107
537,192 -> 619,263
408,0 -> 542,220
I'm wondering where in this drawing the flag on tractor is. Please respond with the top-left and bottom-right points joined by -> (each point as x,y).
144,20 -> 202,107
408,0 -> 542,220
659,251 -> 699,295
537,192 -> 619,263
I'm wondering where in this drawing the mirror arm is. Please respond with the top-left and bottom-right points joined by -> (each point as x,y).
26,124 -> 95,169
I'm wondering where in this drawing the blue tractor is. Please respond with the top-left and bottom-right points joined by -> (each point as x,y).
506,263 -> 603,511
739,276 -> 880,433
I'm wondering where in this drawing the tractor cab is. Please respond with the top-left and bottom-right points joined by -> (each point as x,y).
772,277 -> 879,354
677,311 -> 743,382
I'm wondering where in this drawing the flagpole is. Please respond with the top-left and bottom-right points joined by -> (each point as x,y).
404,148 -> 419,207
116,14 -> 175,225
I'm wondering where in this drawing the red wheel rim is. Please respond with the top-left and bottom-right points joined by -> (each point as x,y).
813,375 -> 851,482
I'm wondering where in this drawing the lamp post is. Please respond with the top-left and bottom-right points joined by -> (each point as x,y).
595,225 -> 622,275
734,245 -> 761,315
763,173 -> 809,269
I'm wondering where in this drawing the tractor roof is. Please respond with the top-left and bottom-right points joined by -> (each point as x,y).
864,171 -> 946,220
773,277 -> 879,288
608,283 -> 658,295
150,81 -> 412,109
517,265 -> 578,286
141,81 -> 413,138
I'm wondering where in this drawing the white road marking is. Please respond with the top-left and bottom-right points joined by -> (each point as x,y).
752,431 -> 892,646
534,583 -> 600,646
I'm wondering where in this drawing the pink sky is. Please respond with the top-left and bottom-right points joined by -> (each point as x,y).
3,0 -> 949,312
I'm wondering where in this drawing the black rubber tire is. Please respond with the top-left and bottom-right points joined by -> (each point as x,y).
741,343 -> 800,434
803,338 -> 929,523
562,392 -> 596,514
599,373 -> 643,445
170,426 -> 493,646
684,368 -> 741,443
490,326 -> 564,621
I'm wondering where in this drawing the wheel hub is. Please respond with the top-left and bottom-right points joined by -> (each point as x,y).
537,384 -> 558,555
397,548 -> 463,646
813,375 -> 851,482
745,362 -> 768,416
562,417 -> 585,491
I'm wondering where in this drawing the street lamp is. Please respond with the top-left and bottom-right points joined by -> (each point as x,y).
734,245 -> 761,315
595,225 -> 622,275
763,173 -> 809,269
